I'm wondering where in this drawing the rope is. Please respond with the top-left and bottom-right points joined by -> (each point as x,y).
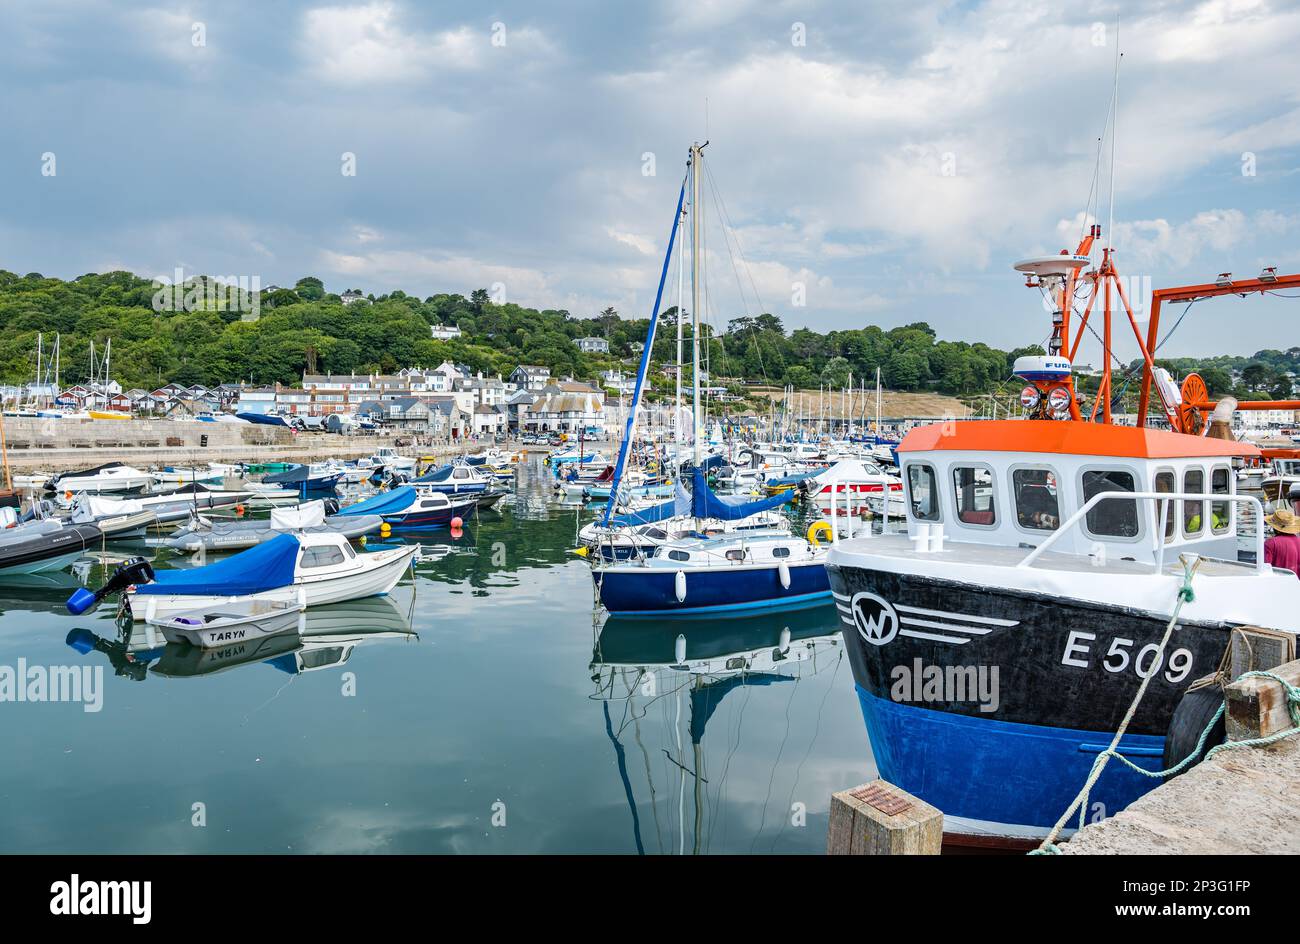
1033,570 -> 1300,855
1032,554 -> 1202,854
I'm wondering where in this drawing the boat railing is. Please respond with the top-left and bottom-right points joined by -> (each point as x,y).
1017,491 -> 1267,575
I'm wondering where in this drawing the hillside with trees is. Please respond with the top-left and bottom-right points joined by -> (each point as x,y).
0,270 -> 1283,409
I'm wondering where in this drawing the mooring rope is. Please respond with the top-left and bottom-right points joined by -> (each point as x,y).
1032,555 -> 1202,854
1033,559 -> 1300,855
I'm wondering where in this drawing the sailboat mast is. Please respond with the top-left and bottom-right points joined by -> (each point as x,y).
676,195 -> 685,447
690,142 -> 704,465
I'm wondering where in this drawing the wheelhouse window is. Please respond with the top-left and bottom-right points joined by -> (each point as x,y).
772,546 -> 791,558
667,550 -> 690,562
905,463 -> 940,522
1183,468 -> 1205,537
725,548 -> 745,561
300,545 -> 346,568
1211,466 -> 1231,534
1082,469 -> 1140,539
952,466 -> 996,526
1154,470 -> 1176,543
1013,468 -> 1059,531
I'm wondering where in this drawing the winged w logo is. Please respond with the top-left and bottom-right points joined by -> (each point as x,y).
851,592 -> 899,646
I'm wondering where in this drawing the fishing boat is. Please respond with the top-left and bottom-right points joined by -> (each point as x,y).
149,596 -> 305,648
125,531 -> 417,620
825,228 -> 1300,846
165,499 -> 382,552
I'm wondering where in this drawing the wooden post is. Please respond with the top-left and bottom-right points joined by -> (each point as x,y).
827,779 -> 942,855
1225,658 -> 1300,742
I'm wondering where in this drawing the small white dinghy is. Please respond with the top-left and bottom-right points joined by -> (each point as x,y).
150,594 -> 305,648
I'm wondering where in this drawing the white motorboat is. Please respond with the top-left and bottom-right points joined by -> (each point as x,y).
370,447 -> 418,473
50,462 -> 155,498
128,530 -> 417,620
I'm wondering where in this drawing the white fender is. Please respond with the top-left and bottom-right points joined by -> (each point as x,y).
778,561 -> 791,589
674,633 -> 687,663
779,626 -> 791,652
675,569 -> 687,603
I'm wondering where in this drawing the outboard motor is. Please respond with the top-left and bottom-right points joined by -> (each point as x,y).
323,497 -> 341,515
65,557 -> 156,615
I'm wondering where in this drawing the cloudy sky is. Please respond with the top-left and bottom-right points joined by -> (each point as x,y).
2,0 -> 1298,357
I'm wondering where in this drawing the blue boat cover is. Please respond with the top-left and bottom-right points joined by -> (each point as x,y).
235,412 -> 289,427
690,467 -> 792,521
766,470 -> 816,487
134,533 -> 300,596
607,484 -> 691,528
336,485 -> 417,517
414,463 -> 453,483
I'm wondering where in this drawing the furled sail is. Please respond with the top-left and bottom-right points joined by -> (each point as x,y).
689,467 -> 792,521
606,484 -> 691,528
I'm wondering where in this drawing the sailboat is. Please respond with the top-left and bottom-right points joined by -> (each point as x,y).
584,143 -> 830,616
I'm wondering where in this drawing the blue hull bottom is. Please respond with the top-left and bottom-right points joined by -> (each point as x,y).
597,563 -> 830,617
857,686 -> 1165,837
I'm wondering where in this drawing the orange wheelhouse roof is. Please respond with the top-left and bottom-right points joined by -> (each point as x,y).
899,420 -> 1260,461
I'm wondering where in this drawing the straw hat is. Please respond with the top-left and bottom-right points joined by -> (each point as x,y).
1266,508 -> 1300,535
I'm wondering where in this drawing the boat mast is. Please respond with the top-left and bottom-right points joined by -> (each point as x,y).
690,141 -> 705,466
675,192 -> 685,448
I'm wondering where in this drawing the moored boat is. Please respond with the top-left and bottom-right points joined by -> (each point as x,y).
126,531 -> 417,620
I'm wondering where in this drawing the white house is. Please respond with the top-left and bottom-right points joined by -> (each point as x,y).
430,323 -> 462,340
524,390 -> 606,433
600,369 -> 636,396
575,336 -> 610,354
341,289 -> 368,306
456,374 -> 508,407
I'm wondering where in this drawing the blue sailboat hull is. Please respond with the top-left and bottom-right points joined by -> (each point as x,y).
596,562 -> 830,617
856,687 -> 1165,839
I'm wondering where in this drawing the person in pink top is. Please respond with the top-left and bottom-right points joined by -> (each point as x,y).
1264,508 -> 1300,577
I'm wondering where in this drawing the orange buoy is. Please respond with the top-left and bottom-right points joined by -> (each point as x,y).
450,516 -> 463,529
234,504 -> 246,517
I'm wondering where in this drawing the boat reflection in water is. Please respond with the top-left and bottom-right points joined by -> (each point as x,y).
591,604 -> 842,854
65,595 -> 417,682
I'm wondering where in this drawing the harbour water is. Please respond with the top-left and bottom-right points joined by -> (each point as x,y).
0,458 -> 871,854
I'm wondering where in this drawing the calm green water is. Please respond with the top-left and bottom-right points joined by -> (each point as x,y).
0,459 -> 873,854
